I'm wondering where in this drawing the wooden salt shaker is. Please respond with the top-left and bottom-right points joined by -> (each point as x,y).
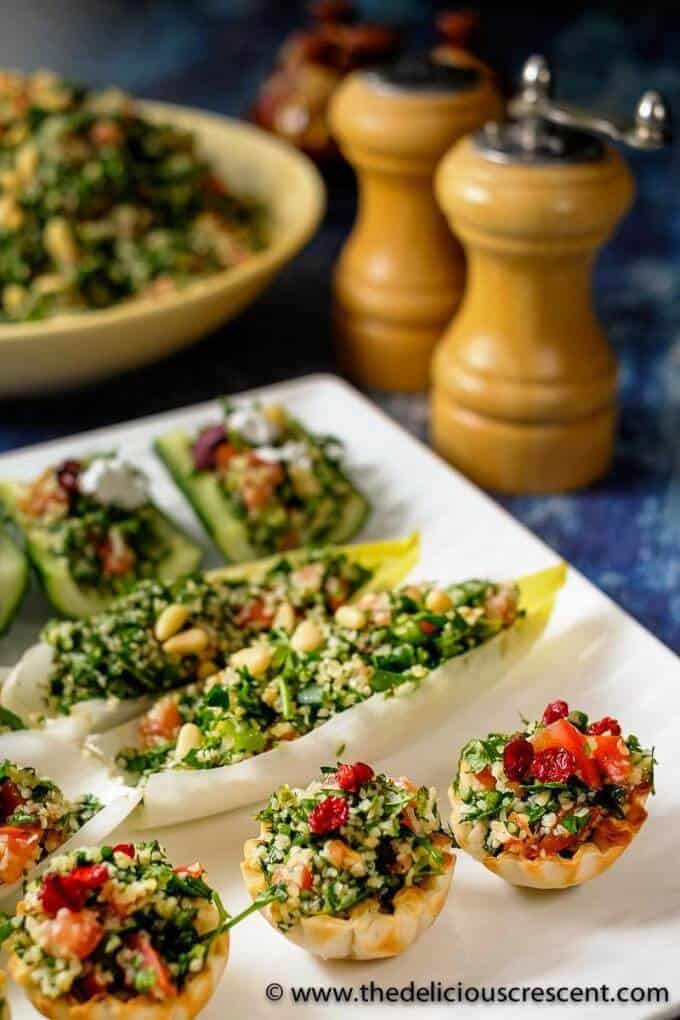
432,56 -> 671,492
329,51 -> 501,391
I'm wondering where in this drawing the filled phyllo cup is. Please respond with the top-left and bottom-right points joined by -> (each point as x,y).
0,760 -> 102,892
6,842 -> 229,1020
0,971 -> 8,1020
241,762 -> 455,960
450,701 -> 654,890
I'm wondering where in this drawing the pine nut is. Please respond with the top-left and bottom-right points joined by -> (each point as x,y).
425,589 -> 453,613
0,197 -> 23,231
16,143 -> 38,185
334,605 -> 366,630
3,283 -> 27,316
263,403 -> 287,429
175,723 -> 202,760
163,627 -> 209,657
196,660 -> 219,682
155,604 -> 190,642
272,602 -> 295,633
291,619 -> 324,653
44,216 -> 78,265
231,644 -> 273,677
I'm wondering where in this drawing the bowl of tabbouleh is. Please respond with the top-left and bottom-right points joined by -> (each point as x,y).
0,69 -> 325,394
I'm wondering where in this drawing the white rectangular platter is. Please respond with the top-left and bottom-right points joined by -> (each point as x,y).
1,374 -> 678,1020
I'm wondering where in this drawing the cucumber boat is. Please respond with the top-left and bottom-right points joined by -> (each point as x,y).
0,526 -> 28,636
155,400 -> 370,562
0,454 -> 202,618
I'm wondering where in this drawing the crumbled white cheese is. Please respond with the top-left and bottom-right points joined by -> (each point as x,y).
79,456 -> 150,509
254,440 -> 311,469
226,405 -> 279,445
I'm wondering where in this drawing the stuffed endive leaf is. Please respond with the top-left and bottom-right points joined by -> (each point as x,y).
89,563 -> 565,829
0,535 -> 419,739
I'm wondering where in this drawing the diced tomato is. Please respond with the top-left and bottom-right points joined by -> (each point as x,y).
299,864 -> 313,890
98,535 -> 135,577
139,697 -> 182,747
41,908 -> 104,960
537,832 -> 578,855
214,442 -> 236,470
241,459 -> 284,511
113,843 -> 135,858
394,776 -> 418,794
235,598 -> 273,628
474,766 -> 497,790
419,620 -> 438,635
128,933 -> 177,1000
174,861 -> 203,879
0,825 -> 41,883
90,119 -> 123,148
532,718 -> 601,789
591,734 -> 631,784
0,780 -> 24,820
401,805 -> 421,832
273,862 -> 313,891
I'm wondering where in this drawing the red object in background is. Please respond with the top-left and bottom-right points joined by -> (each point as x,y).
251,1 -> 400,162
251,6 -> 495,164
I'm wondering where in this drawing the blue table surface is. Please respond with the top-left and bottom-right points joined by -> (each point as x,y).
1,1 -> 678,652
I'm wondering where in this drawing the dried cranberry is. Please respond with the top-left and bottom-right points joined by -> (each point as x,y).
0,779 -> 23,821
113,843 -> 135,858
193,425 -> 227,471
56,459 -> 81,503
502,737 -> 534,781
530,747 -> 577,784
308,795 -> 349,835
542,700 -> 569,726
587,716 -> 621,736
335,762 -> 374,792
40,864 -> 110,916
40,874 -> 74,915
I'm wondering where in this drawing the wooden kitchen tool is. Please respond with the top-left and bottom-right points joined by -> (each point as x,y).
432,55 -> 671,492
330,51 -> 502,391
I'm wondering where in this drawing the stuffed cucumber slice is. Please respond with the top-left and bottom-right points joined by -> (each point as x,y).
0,454 -> 202,619
0,527 -> 28,636
155,400 -> 371,562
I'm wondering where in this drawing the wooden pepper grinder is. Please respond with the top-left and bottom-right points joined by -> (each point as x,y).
330,51 -> 502,391
432,56 -> 671,492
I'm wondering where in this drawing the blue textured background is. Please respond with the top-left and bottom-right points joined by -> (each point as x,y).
0,1 -> 678,650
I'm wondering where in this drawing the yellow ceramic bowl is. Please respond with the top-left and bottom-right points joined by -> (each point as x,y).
0,101 -> 325,395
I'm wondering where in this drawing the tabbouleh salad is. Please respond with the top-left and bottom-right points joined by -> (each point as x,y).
118,577 -> 520,777
43,550 -> 372,715
452,700 -> 654,861
0,761 -> 101,886
1,453 -> 201,612
157,401 -> 370,558
4,841 -> 225,1002
0,69 -> 264,322
249,763 -> 454,931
